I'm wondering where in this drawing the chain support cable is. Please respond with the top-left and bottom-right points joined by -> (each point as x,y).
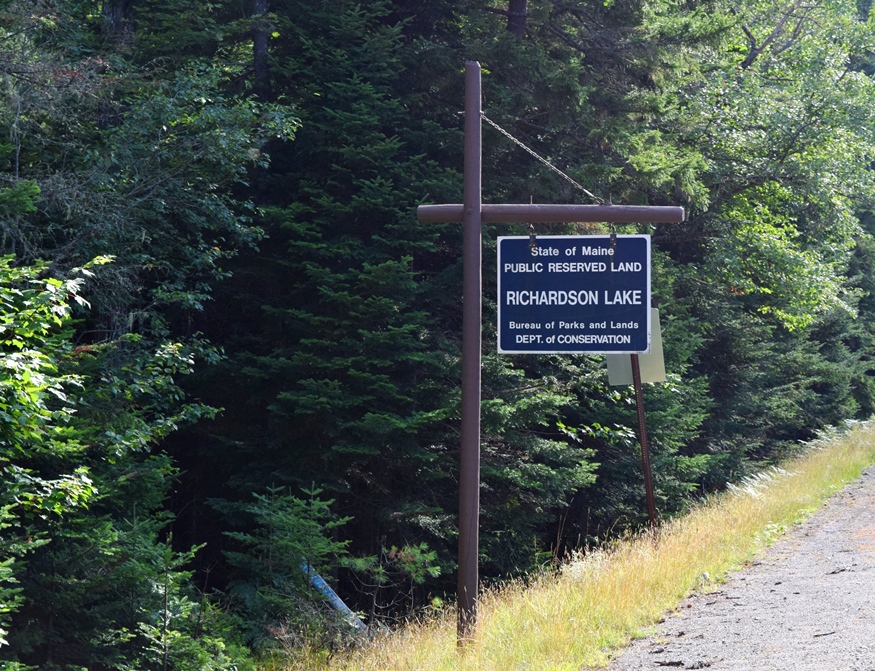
481,113 -> 606,206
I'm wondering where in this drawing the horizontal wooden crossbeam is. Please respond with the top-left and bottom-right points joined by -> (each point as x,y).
417,203 -> 685,224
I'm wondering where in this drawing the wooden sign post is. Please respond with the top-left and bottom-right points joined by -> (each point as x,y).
417,61 -> 685,643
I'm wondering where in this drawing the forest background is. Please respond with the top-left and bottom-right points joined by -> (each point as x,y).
2,0 -> 875,668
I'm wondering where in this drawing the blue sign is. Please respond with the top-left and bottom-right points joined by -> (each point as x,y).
498,235 -> 651,353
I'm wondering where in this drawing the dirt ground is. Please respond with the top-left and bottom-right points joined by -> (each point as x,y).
604,466 -> 875,671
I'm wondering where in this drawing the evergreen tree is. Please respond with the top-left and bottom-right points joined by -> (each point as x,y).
3,0 -> 875,660
178,0 -> 466,612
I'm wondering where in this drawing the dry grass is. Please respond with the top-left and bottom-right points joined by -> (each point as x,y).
270,421 -> 875,671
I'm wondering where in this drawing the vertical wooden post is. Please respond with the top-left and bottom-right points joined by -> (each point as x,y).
631,353 -> 658,530
458,61 -> 482,642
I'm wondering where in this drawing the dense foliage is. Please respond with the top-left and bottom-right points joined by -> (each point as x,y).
1,0 -> 875,666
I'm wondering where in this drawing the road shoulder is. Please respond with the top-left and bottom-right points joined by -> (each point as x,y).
605,467 -> 875,671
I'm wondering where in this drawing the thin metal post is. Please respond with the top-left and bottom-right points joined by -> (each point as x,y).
630,353 -> 658,531
458,61 -> 482,643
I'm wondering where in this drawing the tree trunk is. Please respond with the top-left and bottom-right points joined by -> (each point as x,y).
507,0 -> 528,38
253,0 -> 272,100
102,0 -> 135,46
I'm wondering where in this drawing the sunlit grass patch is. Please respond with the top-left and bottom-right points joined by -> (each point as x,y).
270,420 -> 875,671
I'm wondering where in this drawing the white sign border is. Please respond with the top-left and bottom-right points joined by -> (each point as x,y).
497,234 -> 652,355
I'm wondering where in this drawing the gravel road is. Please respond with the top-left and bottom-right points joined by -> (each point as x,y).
604,466 -> 875,671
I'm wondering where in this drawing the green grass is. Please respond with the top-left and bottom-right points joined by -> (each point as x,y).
269,420 -> 875,671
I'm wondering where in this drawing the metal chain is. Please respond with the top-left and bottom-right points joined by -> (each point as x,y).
481,113 -> 605,205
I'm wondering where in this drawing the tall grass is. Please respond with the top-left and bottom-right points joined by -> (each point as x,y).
271,421 -> 875,671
